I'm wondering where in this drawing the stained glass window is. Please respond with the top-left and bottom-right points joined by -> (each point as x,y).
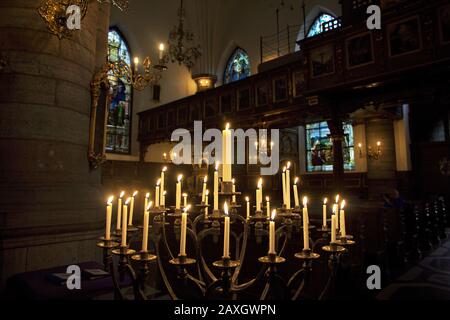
305,122 -> 355,172
307,13 -> 337,37
223,48 -> 251,84
106,28 -> 133,154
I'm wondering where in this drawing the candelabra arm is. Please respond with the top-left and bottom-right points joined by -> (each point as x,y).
154,236 -> 179,300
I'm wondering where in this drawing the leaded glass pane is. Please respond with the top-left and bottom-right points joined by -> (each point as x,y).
307,13 -> 336,37
223,48 -> 251,84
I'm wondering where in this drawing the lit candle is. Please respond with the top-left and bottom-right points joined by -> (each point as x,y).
214,162 -> 219,211
340,200 -> 346,238
161,191 -> 166,208
335,195 -> 340,230
142,201 -> 153,252
223,202 -> 230,259
144,192 -> 150,215
256,178 -> 263,212
323,198 -> 328,228
105,196 -> 114,240
160,167 -> 167,207
286,162 -> 291,209
245,196 -> 250,220
266,196 -> 271,218
159,43 -> 165,60
204,190 -> 209,219
179,205 -> 191,257
282,167 -> 287,206
331,214 -> 337,244
116,191 -> 125,230
163,153 -> 167,162
303,197 -> 309,250
201,176 -> 208,203
268,210 -> 277,255
293,177 -> 300,208
128,191 -> 138,226
176,174 -> 183,210
183,193 -> 188,208
232,178 -> 236,203
155,179 -> 161,208
222,123 -> 232,182
133,57 -> 139,72
122,197 -> 131,247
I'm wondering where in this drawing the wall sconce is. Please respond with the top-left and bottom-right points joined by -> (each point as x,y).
192,74 -> 217,92
358,141 -> 382,160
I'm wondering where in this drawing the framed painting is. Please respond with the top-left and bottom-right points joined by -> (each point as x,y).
388,16 -> 422,57
346,32 -> 374,69
272,76 -> 288,102
310,44 -> 335,78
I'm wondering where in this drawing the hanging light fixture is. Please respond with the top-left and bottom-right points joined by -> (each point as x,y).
162,0 -> 201,70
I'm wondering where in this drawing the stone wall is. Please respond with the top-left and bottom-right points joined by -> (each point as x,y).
0,0 -> 110,290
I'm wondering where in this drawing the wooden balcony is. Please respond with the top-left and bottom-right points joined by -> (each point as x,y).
138,0 -> 450,149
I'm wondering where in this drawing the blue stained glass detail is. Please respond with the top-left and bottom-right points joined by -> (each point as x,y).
223,48 -> 251,84
307,13 -> 336,37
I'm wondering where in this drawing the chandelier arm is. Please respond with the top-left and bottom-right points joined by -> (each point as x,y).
160,214 -> 175,260
231,264 -> 268,292
231,220 -> 249,284
291,277 -> 306,301
154,235 -> 179,300
318,275 -> 332,301
196,228 -> 219,284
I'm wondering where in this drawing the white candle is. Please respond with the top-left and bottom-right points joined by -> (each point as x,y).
333,203 -> 339,231
142,201 -> 153,252
303,197 -> 309,250
160,167 -> 167,206
155,179 -> 161,208
245,197 -> 250,220
323,198 -> 328,228
266,196 -> 271,218
105,196 -> 114,240
159,43 -> 165,60
223,202 -> 230,259
176,174 -> 183,210
183,193 -> 188,208
179,205 -> 190,256
161,191 -> 166,207
222,123 -> 232,182
256,178 -> 262,212
122,198 -> 131,247
331,214 -> 337,244
282,167 -> 287,206
144,193 -> 150,215
293,177 -> 300,208
286,162 -> 291,209
116,191 -> 125,230
268,210 -> 276,255
201,176 -> 208,203
340,200 -> 346,238
214,163 -> 219,211
204,190 -> 209,219
232,179 -> 236,203
128,191 -> 138,226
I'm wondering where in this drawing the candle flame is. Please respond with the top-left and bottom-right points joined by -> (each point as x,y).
377,141 -> 381,147
245,196 -> 249,202
283,167 -> 286,173
156,178 -> 161,186
134,57 -> 139,65
358,143 -> 362,148
294,177 -> 299,184
132,191 -> 138,197
107,196 -> 114,205
254,141 -> 258,147
335,194 -> 340,204
182,193 -> 187,197
145,192 -> 150,199
119,191 -> 125,198
162,166 -> 167,172
341,200 -> 346,210
177,174 -> 183,182
271,209 -> 277,221
163,191 -> 167,196
266,196 -> 270,202
225,123 -> 230,130
257,178 -> 263,188
224,202 -> 229,216
232,178 -> 235,184
159,43 -> 165,51
303,196 -> 308,207
332,204 -> 338,214
215,162 -> 220,171
205,189 -> 209,196
125,197 -> 132,205
287,162 -> 291,169
324,197 -> 328,205
146,201 -> 153,211
184,204 -> 191,213
204,176 -> 208,183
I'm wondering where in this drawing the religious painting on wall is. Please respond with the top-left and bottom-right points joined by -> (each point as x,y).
310,45 -> 335,78
346,33 -> 374,69
439,5 -> 450,44
388,17 -> 422,57
273,76 -> 288,102
256,83 -> 269,106
237,87 -> 251,110
305,122 -> 355,172
292,70 -> 305,97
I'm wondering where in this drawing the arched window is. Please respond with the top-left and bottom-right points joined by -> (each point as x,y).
307,13 -> 336,38
106,27 -> 133,154
223,48 -> 251,84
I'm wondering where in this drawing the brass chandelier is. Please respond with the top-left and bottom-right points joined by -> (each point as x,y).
38,0 -> 129,39
162,0 -> 201,70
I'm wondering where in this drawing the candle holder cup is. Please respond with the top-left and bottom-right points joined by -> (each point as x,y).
258,253 -> 287,300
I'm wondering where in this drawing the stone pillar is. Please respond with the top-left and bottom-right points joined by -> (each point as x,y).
0,1 -> 110,289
